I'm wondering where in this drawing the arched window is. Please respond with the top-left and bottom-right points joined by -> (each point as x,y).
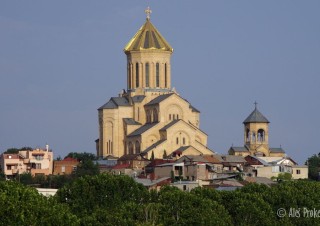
145,63 -> 150,87
258,129 -> 265,142
252,132 -> 256,142
176,137 -> 179,145
146,110 -> 151,123
135,141 -> 140,154
176,114 -> 179,120
173,115 -> 176,120
169,114 -> 171,120
183,138 -> 186,145
128,63 -> 131,89
153,109 -> 158,122
165,63 -> 167,88
136,63 -> 139,87
128,142 -> 133,154
246,129 -> 250,142
156,63 -> 160,87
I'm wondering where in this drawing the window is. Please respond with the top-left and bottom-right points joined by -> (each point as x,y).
135,141 -> 140,154
156,63 -> 160,87
169,114 -> 171,120
136,63 -> 139,87
34,155 -> 43,160
176,137 -> 179,145
7,165 -> 12,170
183,185 -> 187,191
296,170 -> 301,174
183,137 -> 186,145
165,63 -> 167,87
128,63 -> 131,88
61,166 -> 65,173
145,63 -> 149,87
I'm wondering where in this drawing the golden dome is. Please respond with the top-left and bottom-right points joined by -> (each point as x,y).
124,19 -> 173,53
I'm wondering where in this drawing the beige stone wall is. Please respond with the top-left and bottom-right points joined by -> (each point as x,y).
292,166 -> 308,179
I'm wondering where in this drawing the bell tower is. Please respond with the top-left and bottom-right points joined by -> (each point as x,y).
243,102 -> 270,156
124,7 -> 173,92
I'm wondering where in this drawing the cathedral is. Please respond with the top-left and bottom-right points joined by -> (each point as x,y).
97,8 -> 214,159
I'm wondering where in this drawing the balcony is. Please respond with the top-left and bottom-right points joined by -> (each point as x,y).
23,159 -> 30,164
12,169 -> 18,174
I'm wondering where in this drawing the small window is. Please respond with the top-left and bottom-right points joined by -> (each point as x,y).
61,166 -> 65,173
183,185 -> 187,191
177,115 -> 179,120
183,138 -> 186,145
296,170 -> 301,174
176,137 -> 179,145
169,114 -> 171,120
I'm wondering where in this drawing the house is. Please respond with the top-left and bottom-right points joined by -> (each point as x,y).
0,148 -> 53,178
53,157 -> 79,175
244,155 -> 308,179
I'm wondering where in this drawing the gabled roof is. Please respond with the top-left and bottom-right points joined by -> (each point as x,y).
124,19 -> 173,53
141,139 -> 166,154
243,106 -> 269,124
145,93 -> 174,106
98,97 -> 131,110
127,123 -> 158,137
159,119 -> 180,131
123,118 -> 142,126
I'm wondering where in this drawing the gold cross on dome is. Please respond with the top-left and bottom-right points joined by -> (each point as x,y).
145,6 -> 152,20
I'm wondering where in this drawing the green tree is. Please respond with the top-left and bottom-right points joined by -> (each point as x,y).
158,186 -> 232,225
306,154 -> 320,180
75,159 -> 100,177
56,174 -> 149,217
4,148 -> 19,154
0,181 -> 79,225
65,152 -> 96,161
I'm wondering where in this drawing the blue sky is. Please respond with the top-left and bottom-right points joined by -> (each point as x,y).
0,1 -> 319,164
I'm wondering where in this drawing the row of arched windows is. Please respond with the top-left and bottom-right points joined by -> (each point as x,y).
128,62 -> 168,89
127,140 -> 140,154
146,108 -> 158,123
169,114 -> 179,121
246,129 -> 266,142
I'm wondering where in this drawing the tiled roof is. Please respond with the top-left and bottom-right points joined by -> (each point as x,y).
269,148 -> 285,153
159,120 -> 180,131
123,118 -> 142,125
131,95 -> 145,103
141,139 -> 166,154
98,97 -> 131,110
243,106 -> 269,123
145,93 -> 174,106
230,146 -> 249,152
127,123 -> 158,137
